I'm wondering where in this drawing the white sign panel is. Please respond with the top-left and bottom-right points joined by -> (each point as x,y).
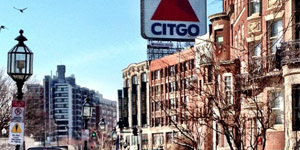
9,122 -> 24,145
82,129 -> 89,140
141,0 -> 207,40
11,100 -> 25,122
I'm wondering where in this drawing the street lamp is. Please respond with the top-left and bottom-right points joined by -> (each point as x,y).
99,118 -> 106,150
82,96 -> 93,150
99,118 -> 106,131
7,29 -> 33,100
111,128 -> 117,150
7,29 -> 33,150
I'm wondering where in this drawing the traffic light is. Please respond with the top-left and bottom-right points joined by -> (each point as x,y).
132,127 -> 138,136
92,132 -> 96,138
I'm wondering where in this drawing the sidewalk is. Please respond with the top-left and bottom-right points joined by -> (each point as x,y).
0,137 -> 15,150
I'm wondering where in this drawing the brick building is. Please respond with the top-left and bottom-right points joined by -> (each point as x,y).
202,0 -> 300,150
117,50 -> 197,150
95,96 -> 117,131
149,48 -> 196,150
118,0 -> 300,150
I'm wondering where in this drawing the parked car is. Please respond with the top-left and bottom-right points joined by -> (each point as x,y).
27,146 -> 64,150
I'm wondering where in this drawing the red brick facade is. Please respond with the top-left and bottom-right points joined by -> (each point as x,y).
206,0 -> 299,150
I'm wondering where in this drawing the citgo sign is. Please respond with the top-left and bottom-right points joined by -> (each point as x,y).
141,0 -> 207,41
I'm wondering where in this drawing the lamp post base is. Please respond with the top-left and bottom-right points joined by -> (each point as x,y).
15,145 -> 20,150
84,140 -> 88,150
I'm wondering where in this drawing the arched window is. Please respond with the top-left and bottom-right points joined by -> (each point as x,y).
132,75 -> 138,85
141,73 -> 147,82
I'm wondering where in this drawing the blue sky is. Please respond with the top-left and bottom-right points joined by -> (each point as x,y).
0,0 -> 222,101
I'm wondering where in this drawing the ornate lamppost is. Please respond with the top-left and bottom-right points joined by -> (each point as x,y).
82,96 -> 93,150
111,128 -> 117,150
7,30 -> 33,150
99,118 -> 106,150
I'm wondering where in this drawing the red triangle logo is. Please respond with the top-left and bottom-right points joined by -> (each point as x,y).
151,0 -> 199,22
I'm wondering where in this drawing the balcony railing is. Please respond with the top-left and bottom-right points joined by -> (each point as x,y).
276,40 -> 300,67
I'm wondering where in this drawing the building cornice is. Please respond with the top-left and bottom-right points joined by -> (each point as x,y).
209,12 -> 229,22
122,61 -> 149,78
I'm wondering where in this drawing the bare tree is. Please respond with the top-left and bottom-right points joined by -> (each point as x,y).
0,68 -> 15,136
151,0 -> 300,149
155,30 -> 286,150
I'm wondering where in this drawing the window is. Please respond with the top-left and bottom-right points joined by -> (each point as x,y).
142,134 -> 148,150
170,98 -> 176,109
241,61 -> 246,74
235,35 -> 238,50
223,128 -> 233,147
141,73 -> 147,82
208,65 -> 213,82
152,102 -> 155,112
153,133 -> 164,146
238,29 -> 241,49
293,85 -> 300,130
250,118 -> 261,145
216,36 -> 224,48
190,59 -> 195,69
215,29 -> 224,49
171,115 -> 177,123
237,0 -> 240,13
184,62 -> 188,71
296,0 -> 300,39
155,101 -> 160,111
155,70 -> 160,79
132,75 -> 138,85
166,132 -> 173,143
155,117 -> 160,126
155,85 -> 160,95
253,43 -> 261,57
169,66 -> 175,76
271,91 -> 284,124
169,82 -> 176,92
242,25 -> 245,41
248,0 -> 261,16
256,118 -> 262,135
132,135 -> 138,146
185,96 -> 189,106
224,74 -> 233,104
269,20 -> 283,54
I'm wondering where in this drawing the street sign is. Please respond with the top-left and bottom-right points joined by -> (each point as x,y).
141,0 -> 207,41
11,100 -> 25,122
82,129 -> 89,140
9,122 -> 24,145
